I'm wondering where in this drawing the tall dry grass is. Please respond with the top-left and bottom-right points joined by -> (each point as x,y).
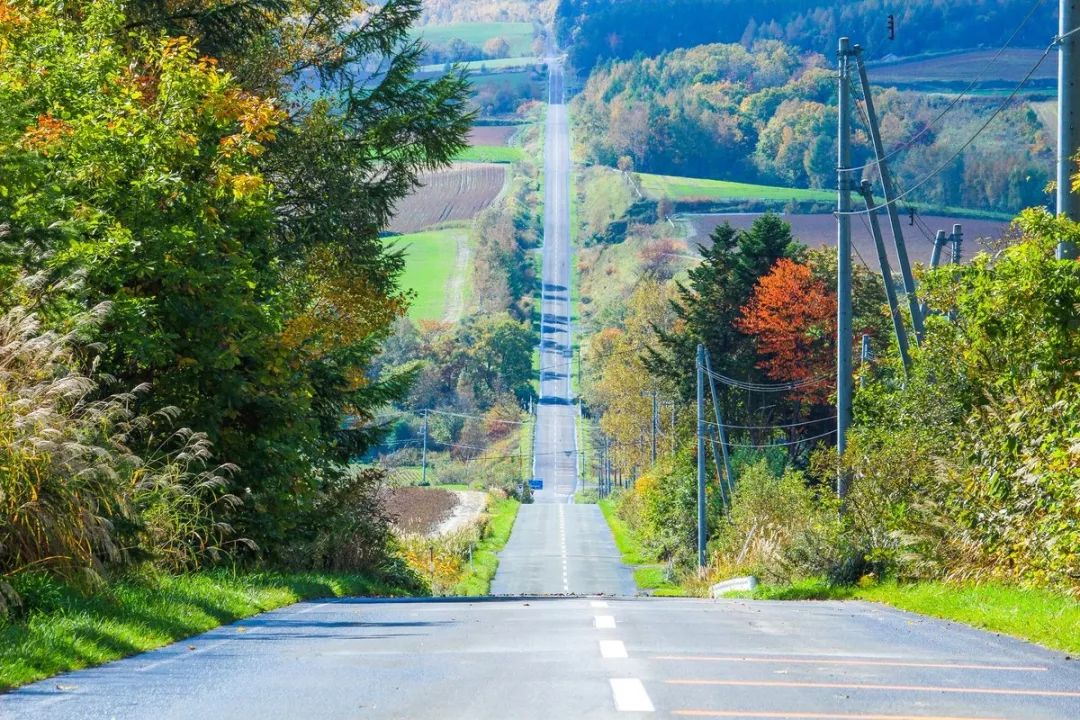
0,305 -> 239,615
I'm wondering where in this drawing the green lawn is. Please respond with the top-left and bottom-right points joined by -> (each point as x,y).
638,172 -> 834,204
416,22 -> 535,57
455,145 -> 525,164
388,228 -> 467,321
452,495 -> 521,595
733,579 -> 1080,655
0,570 -> 415,690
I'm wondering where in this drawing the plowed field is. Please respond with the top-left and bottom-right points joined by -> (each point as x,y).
685,212 -> 1010,267
388,162 -> 506,234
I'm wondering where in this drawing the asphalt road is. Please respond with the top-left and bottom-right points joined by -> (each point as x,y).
490,49 -> 635,596
4,35 -> 1078,720
6,596 -> 1079,719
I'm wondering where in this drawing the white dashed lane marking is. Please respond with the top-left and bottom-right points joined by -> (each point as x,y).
610,678 -> 655,712
594,615 -> 616,629
600,640 -> 628,659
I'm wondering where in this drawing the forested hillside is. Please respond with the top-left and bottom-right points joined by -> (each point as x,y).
573,42 -> 1053,213
556,0 -> 1058,71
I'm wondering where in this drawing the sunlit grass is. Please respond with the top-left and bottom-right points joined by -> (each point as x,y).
387,228 -> 467,320
452,495 -> 521,596
638,172 -> 833,204
731,579 -> 1080,654
0,570 -> 414,690
455,145 -> 525,164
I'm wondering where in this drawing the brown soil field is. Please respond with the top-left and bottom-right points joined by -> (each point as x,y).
383,487 -> 459,535
685,213 -> 1011,267
388,162 -> 506,234
868,48 -> 1055,86
469,125 -> 518,146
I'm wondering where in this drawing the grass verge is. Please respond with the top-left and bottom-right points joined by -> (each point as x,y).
597,498 -> 683,596
0,569 -> 415,690
451,495 -> 521,596
732,579 -> 1080,655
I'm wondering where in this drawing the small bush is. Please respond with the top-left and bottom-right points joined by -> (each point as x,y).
0,305 -> 238,616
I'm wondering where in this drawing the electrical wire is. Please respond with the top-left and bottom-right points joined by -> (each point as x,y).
708,428 -> 838,449
837,40 -> 1057,217
704,416 -> 836,431
699,362 -> 832,392
848,0 -> 1049,173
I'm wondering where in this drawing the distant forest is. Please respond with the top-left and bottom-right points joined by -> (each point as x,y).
573,42 -> 1053,213
555,0 -> 1059,70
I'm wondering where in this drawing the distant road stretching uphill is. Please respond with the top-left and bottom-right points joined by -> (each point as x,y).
489,44 -> 635,597
4,34 -> 1079,720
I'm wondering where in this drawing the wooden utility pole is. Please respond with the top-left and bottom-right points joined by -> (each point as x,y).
854,45 -> 925,345
1058,0 -> 1079,259
640,390 -> 660,463
696,344 -> 707,568
420,409 -> 429,485
836,38 -> 854,499
701,347 -> 735,507
859,181 -> 912,376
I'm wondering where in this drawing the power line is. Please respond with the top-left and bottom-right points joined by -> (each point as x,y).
704,416 -> 836,431
709,428 -> 838,449
700,363 -> 832,393
838,40 -> 1057,217
849,0 -> 1049,173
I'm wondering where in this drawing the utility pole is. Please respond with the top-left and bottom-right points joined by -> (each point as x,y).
1058,0 -> 1079,259
702,347 -> 735,506
660,400 -> 676,455
836,38 -> 854,499
854,45 -> 925,344
859,180 -> 912,376
640,390 -> 659,463
930,229 -> 947,269
950,224 -> 964,265
695,344 -> 707,568
420,409 -> 429,485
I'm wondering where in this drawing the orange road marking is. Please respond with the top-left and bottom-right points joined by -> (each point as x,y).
672,711 -> 1004,720
653,655 -> 1047,672
666,679 -> 1080,698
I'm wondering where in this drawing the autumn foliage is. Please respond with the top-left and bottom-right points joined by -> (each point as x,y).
736,258 -> 836,405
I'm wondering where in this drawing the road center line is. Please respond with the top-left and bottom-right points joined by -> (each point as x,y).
610,678 -> 654,712
665,679 -> 1080,698
600,640 -> 628,659
594,615 -> 616,629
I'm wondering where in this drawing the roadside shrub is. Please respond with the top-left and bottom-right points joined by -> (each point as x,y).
708,460 -> 840,584
0,305 -> 237,615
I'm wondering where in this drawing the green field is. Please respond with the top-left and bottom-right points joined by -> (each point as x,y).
389,228 -> 467,321
638,173 -> 834,204
455,145 -> 525,164
416,21 -> 535,58
421,56 -> 542,74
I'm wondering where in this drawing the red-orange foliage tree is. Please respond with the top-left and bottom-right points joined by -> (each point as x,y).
736,258 -> 836,406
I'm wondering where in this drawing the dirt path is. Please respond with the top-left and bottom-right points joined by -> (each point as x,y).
433,490 -> 487,536
441,233 -> 471,323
